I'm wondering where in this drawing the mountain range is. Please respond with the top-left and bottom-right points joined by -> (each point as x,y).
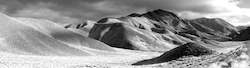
0,9 -> 249,68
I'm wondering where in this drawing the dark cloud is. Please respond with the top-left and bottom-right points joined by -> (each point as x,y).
239,0 -> 250,8
0,0 -> 136,23
0,0 -> 249,25
108,0 -> 225,13
1,0 -> 229,21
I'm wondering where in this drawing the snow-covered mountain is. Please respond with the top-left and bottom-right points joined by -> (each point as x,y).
88,9 -> 239,51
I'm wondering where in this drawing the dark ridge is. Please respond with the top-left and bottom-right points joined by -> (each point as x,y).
97,18 -> 109,23
64,22 -> 87,29
64,24 -> 72,28
89,23 -> 136,50
76,23 -> 87,29
151,27 -> 167,34
132,42 -> 214,65
128,13 -> 142,17
141,9 -> 189,33
138,24 -> 146,29
142,9 -> 180,22
151,9 -> 180,18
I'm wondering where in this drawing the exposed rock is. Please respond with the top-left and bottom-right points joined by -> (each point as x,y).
132,42 -> 214,65
64,20 -> 96,32
64,20 -> 96,36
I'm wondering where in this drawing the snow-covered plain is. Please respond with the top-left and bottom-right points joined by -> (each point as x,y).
0,49 -> 161,68
0,45 -> 249,68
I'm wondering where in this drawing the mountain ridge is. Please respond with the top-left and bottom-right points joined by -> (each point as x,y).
89,9 -> 239,51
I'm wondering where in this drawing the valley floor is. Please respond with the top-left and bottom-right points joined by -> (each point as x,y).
0,41 -> 249,68
0,49 -> 162,68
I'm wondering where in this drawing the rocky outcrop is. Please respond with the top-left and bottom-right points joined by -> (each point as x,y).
65,20 -> 96,36
132,42 -> 214,65
64,20 -> 96,32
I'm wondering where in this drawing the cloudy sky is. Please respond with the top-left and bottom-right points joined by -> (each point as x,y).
0,0 -> 249,26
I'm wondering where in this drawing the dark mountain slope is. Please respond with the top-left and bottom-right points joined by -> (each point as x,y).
188,18 -> 239,41
89,10 -> 194,51
232,26 -> 250,41
89,9 -> 238,51
132,43 -> 214,65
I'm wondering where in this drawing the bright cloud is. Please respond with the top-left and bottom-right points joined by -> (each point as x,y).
10,3 -> 81,25
178,0 -> 250,26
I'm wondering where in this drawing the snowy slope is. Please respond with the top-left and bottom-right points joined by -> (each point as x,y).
0,13 -> 115,56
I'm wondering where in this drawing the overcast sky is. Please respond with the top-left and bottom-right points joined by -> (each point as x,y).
0,0 -> 249,26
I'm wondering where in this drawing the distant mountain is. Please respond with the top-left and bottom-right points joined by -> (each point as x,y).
232,26 -> 250,41
186,18 -> 239,41
88,9 -> 239,51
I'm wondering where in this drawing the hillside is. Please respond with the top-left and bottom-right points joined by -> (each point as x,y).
0,13 -> 115,56
89,9 -> 239,51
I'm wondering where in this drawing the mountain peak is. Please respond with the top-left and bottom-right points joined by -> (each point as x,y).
126,9 -> 179,19
143,9 -> 179,17
153,9 -> 172,13
127,13 -> 142,17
